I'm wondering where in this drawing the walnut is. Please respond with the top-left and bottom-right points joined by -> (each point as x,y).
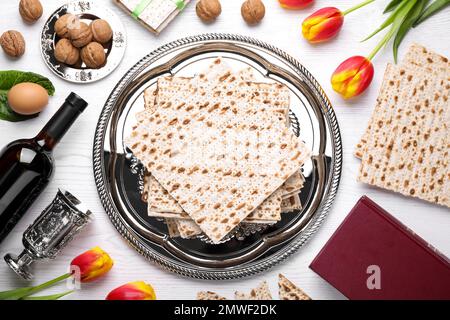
90,19 -> 113,44
81,42 -> 106,69
196,0 -> 222,23
241,0 -> 265,25
69,22 -> 93,48
54,38 -> 80,65
19,0 -> 43,24
55,14 -> 79,39
0,30 -> 26,58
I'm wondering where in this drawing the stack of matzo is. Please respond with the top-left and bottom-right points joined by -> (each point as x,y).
356,44 -> 449,208
126,58 -> 310,243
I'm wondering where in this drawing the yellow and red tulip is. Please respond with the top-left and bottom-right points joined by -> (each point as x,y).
70,246 -> 114,283
106,281 -> 156,300
331,56 -> 374,99
302,0 -> 375,44
302,7 -> 344,43
278,0 -> 314,10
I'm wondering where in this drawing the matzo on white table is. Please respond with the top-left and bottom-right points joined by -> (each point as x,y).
0,0 -> 449,300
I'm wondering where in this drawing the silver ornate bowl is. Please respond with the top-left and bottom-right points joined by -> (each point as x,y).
93,34 -> 342,280
41,1 -> 126,83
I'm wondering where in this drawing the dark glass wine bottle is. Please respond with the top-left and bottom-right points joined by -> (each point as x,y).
0,93 -> 88,243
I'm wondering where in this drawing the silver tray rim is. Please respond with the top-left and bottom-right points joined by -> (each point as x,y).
93,33 -> 343,280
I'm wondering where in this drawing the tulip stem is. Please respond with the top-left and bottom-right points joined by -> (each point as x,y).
367,27 -> 395,61
24,273 -> 72,298
21,290 -> 74,300
343,0 -> 376,15
366,0 -> 417,61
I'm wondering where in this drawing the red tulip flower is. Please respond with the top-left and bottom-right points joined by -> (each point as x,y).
279,0 -> 314,10
70,247 -> 114,283
330,0 -> 421,99
331,56 -> 374,99
106,281 -> 157,300
302,7 -> 344,43
302,0 -> 375,43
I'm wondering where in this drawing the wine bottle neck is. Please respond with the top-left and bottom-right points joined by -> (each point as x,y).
34,93 -> 88,151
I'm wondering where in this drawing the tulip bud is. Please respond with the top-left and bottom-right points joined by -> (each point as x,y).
331,56 -> 374,99
70,247 -> 113,283
279,0 -> 314,9
106,281 -> 156,300
302,7 -> 344,43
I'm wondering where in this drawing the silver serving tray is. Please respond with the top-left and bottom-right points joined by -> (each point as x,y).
93,34 -> 342,279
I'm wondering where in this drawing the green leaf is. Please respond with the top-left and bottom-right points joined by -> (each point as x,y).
384,0 -> 404,13
413,0 -> 450,26
21,290 -> 74,300
0,273 -> 71,300
393,0 -> 429,62
0,94 -> 39,122
0,71 -> 55,95
362,0 -> 410,42
367,0 -> 418,61
0,70 -> 55,122
0,287 -> 34,300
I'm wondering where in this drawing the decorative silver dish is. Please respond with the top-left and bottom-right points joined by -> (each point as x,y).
93,34 -> 342,280
41,1 -> 126,83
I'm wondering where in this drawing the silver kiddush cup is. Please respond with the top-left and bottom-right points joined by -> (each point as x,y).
4,189 -> 91,280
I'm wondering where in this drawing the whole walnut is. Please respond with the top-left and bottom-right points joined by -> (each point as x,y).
0,30 -> 26,58
54,38 -> 80,65
55,14 -> 79,39
81,42 -> 106,69
90,19 -> 113,44
196,0 -> 221,23
19,0 -> 43,24
69,22 -> 93,48
241,0 -> 265,25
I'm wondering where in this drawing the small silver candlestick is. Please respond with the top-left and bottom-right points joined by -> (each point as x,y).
4,189 -> 91,280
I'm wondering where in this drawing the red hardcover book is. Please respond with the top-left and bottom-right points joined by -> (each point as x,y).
310,196 -> 450,300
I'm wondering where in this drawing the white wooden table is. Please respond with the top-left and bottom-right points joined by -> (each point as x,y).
0,0 -> 449,300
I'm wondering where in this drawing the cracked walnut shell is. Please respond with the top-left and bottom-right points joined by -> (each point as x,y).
69,22 -> 93,48
0,30 -> 25,58
241,0 -> 265,25
81,42 -> 106,69
19,0 -> 43,24
55,14 -> 79,39
54,39 -> 80,65
90,19 -> 113,44
196,0 -> 222,23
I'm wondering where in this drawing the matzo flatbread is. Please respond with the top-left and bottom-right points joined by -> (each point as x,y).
144,83 -> 303,223
131,105 -> 308,243
235,281 -> 273,300
403,43 -> 450,74
354,64 -> 398,159
355,44 -> 450,158
128,59 -> 310,242
165,218 -> 180,238
281,194 -> 302,213
358,63 -> 449,207
144,66 -> 297,222
175,219 -> 202,239
128,70 -> 309,242
278,274 -> 311,300
197,291 -> 227,300
167,187 -> 284,239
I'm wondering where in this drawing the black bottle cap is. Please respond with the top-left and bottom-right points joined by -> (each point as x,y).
65,92 -> 88,113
